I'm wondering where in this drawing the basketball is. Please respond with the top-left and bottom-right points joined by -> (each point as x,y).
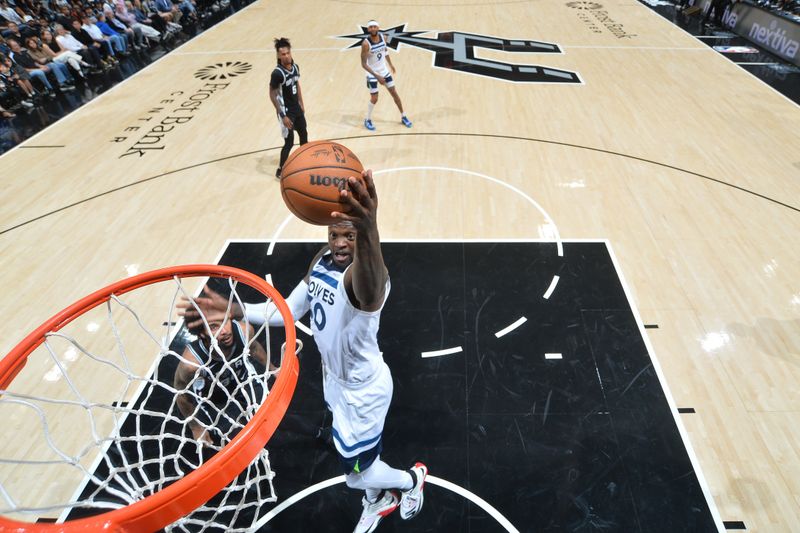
280,141 -> 365,226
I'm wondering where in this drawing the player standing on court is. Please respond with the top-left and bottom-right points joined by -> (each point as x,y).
181,171 -> 427,533
270,37 -> 308,179
361,20 -> 412,131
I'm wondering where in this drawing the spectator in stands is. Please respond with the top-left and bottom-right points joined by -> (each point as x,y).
0,2 -> 28,35
105,8 -> 142,50
154,0 -> 181,25
0,52 -> 39,102
53,23 -> 104,70
81,15 -> 121,57
35,30 -> 92,77
115,0 -> 160,45
0,54 -> 34,108
7,37 -> 74,91
8,39 -> 66,94
2,21 -> 25,41
94,12 -> 128,54
71,17 -> 113,64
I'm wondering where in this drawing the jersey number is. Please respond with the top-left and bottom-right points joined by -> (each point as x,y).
377,52 -> 382,60
292,84 -> 297,95
313,303 -> 326,331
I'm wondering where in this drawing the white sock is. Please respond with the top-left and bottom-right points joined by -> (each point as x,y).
365,488 -> 381,502
367,101 -> 374,120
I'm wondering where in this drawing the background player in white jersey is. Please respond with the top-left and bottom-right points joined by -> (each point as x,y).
181,171 -> 426,533
361,20 -> 412,131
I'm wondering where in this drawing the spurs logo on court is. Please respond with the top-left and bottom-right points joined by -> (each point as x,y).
336,24 -> 581,84
194,61 -> 253,80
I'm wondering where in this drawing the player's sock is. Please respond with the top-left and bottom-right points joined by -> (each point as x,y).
346,456 -> 414,491
367,102 -> 374,120
365,488 -> 382,503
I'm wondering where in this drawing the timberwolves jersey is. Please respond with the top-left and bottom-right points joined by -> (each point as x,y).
363,34 -> 390,77
307,251 -> 390,385
186,321 -> 254,402
269,62 -> 302,116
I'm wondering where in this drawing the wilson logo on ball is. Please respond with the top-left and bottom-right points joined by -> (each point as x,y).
310,175 -> 349,188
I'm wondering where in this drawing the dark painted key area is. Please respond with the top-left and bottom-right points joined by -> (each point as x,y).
221,241 -> 717,532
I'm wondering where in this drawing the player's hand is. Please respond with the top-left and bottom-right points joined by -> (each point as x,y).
377,75 -> 386,85
332,169 -> 378,231
282,115 -> 293,129
177,285 -> 241,330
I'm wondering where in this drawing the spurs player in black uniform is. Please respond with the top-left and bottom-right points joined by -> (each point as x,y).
174,313 -> 270,446
270,37 -> 308,179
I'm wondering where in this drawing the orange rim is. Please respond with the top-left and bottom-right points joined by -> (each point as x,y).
0,265 -> 299,532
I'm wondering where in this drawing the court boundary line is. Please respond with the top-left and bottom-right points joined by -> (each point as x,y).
605,239 -> 725,532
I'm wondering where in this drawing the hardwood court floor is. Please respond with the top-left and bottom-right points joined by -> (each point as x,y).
0,0 -> 798,530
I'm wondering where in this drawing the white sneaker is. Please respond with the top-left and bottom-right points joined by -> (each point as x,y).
354,490 -> 399,533
399,462 -> 427,520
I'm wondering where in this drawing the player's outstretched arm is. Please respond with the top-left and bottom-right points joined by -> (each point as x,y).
332,170 -> 388,312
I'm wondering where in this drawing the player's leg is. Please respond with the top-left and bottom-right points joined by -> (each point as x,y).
347,456 -> 428,524
383,75 -> 411,127
276,117 -> 295,179
294,114 -> 308,145
364,75 -> 378,131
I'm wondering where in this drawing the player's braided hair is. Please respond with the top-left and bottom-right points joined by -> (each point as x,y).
273,37 -> 291,51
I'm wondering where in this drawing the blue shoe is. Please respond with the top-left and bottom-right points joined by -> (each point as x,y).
364,119 -> 375,131
401,116 -> 412,128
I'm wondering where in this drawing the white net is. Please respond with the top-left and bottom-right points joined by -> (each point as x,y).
0,272 -> 296,531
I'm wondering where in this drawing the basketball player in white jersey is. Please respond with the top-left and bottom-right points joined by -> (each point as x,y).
180,171 -> 427,532
361,20 -> 412,131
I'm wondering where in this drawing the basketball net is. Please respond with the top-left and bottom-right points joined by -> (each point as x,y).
0,267 -> 299,531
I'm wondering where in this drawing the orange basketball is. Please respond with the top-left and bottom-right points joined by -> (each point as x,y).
280,141 -> 365,226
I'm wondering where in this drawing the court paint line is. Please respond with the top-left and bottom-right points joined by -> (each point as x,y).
268,215 -> 294,256
421,346 -> 463,358
253,474 -> 520,532
605,240 -> 725,532
543,275 -> 560,299
495,317 -> 527,338
735,62 -> 780,66
5,131 -> 797,237
544,353 -> 563,360
562,45 -> 708,50
373,166 -> 564,257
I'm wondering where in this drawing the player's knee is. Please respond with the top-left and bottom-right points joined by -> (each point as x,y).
370,94 -> 378,104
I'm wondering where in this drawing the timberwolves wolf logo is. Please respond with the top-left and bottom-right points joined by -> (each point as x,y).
337,24 -> 581,84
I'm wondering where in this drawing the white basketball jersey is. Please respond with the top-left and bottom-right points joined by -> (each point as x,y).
306,252 -> 390,385
364,34 -> 390,77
